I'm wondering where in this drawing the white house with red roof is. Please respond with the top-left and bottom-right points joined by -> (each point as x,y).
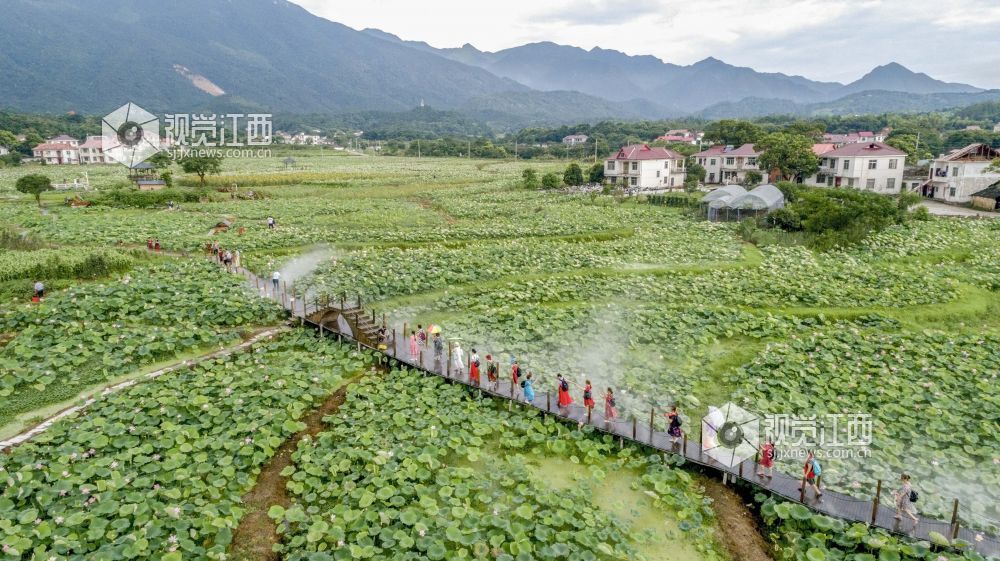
805,142 -> 905,193
46,135 -> 80,147
925,143 -> 1000,203
655,129 -> 703,145
605,144 -> 686,190
78,136 -> 110,164
693,144 -> 762,185
32,142 -> 80,165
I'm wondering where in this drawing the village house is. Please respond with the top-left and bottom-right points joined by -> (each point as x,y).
822,129 -> 889,146
78,136 -> 109,164
32,142 -> 80,165
0,146 -> 8,156
655,129 -> 703,144
604,144 -> 686,190
694,144 -> 761,185
924,143 -> 1000,203
970,181 -> 1000,211
993,122 -> 1000,133
562,134 -> 589,145
47,134 -> 80,147
804,142 -> 905,193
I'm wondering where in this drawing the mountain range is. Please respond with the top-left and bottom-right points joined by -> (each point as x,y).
0,0 -> 993,126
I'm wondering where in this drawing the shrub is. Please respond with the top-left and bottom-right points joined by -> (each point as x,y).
541,172 -> 561,190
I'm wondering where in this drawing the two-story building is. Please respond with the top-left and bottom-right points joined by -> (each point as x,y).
821,129 -> 889,146
694,144 -> 762,185
78,136 -> 110,164
605,144 -> 686,190
925,143 -> 1000,203
32,143 -> 80,165
804,142 -> 905,193
47,135 -> 80,147
562,134 -> 589,146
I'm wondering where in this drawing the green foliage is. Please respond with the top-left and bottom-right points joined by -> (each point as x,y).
541,171 -> 562,190
886,134 -> 933,164
0,332 -> 362,560
756,132 -> 819,181
179,155 -> 224,185
0,247 -> 135,282
703,119 -> 763,145
0,129 -> 18,149
563,162 -> 584,186
521,168 -> 540,189
742,170 -> 763,187
146,151 -> 174,170
92,187 -> 206,208
588,162 -> 605,183
15,174 -> 52,206
685,161 -> 706,192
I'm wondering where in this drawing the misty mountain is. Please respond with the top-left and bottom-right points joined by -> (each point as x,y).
699,89 -> 1000,119
0,0 -> 543,116
841,63 -> 982,96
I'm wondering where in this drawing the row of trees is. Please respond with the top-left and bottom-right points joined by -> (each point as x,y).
521,163 -> 605,190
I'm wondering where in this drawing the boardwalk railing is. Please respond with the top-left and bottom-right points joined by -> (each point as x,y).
224,259 -> 999,558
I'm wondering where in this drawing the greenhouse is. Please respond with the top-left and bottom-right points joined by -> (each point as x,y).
706,184 -> 785,221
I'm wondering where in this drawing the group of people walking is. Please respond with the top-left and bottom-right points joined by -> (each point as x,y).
206,241 -> 240,272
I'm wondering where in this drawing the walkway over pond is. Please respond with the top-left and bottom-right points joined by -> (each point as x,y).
232,263 -> 999,559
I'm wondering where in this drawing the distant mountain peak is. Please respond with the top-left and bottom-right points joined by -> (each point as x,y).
844,62 -> 981,95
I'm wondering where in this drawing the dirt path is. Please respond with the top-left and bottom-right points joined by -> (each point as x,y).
229,384 -> 349,561
701,476 -> 774,561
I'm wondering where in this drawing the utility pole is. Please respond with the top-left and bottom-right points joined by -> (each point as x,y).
468,139 -> 471,158
417,139 -> 421,158
514,140 -> 518,161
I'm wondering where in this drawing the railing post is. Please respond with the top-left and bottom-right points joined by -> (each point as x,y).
870,480 -> 882,524
649,408 -> 654,443
950,499 -> 960,539
698,423 -> 703,459
419,349 -> 423,367
587,406 -> 592,424
800,476 -> 807,502
738,461 -> 743,479
546,392 -> 551,412
632,417 -> 637,439
683,433 -> 688,458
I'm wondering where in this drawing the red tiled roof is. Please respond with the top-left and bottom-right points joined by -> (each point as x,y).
858,131 -> 875,136
656,135 -> 691,142
78,137 -> 108,149
938,143 -> 1000,162
48,135 -> 78,142
812,143 -> 836,156
608,144 -> 683,161
33,143 -> 80,151
822,142 -> 905,158
695,143 -> 760,157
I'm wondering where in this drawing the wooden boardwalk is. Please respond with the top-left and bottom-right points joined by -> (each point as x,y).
229,262 -> 999,558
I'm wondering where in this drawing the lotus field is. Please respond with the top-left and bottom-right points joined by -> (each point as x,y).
1,152 -> 998,560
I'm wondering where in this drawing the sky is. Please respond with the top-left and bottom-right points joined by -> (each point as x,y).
290,0 -> 1000,88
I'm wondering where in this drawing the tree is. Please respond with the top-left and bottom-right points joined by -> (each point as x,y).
179,154 -> 223,185
147,151 -> 174,170
541,172 -> 561,190
743,170 -> 763,187
588,163 -> 604,184
886,134 -> 932,164
756,132 -> 819,181
985,157 -> 1000,175
16,174 -> 52,206
704,120 -> 763,146
563,163 -> 584,186
521,168 -> 540,189
0,130 -> 18,150
684,161 -> 706,192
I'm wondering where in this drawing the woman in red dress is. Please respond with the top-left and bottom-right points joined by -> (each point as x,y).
556,374 -> 573,411
469,348 -> 481,386
604,388 -> 617,423
757,439 -> 775,477
583,380 -> 595,412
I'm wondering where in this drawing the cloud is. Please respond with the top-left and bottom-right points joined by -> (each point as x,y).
536,0 -> 669,26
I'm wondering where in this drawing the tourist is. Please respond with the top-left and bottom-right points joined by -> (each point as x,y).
799,450 -> 823,497
233,250 -> 242,270
409,331 -> 420,359
271,270 -> 280,293
147,238 -> 154,250
376,325 -> 387,349
154,239 -> 161,252
556,374 -> 572,413
433,332 -> 444,361
417,324 -> 427,346
33,280 -> 44,300
452,343 -> 465,373
583,380 -> 595,414
469,348 -> 481,386
267,216 -> 275,229
666,406 -> 683,443
223,250 -> 233,272
485,354 -> 499,390
522,372 -> 535,403
757,439 -> 775,477
893,474 -> 919,523
604,388 -> 617,423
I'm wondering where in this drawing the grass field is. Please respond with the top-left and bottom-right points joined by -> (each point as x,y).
1,150 -> 998,559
